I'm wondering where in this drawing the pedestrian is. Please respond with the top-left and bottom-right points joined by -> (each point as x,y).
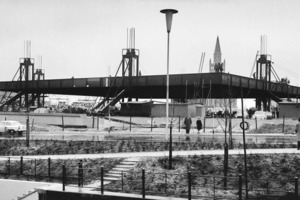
296,118 -> 300,150
184,115 -> 192,134
196,118 -> 202,134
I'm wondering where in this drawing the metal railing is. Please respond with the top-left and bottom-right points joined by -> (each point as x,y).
59,164 -> 300,200
0,156 -> 299,199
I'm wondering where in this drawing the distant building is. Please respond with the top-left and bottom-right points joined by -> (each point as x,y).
278,101 -> 300,118
209,36 -> 225,73
206,37 -> 237,110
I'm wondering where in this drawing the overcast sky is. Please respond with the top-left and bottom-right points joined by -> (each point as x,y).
0,0 -> 299,87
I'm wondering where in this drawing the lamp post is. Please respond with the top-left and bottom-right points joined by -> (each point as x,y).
160,9 -> 178,170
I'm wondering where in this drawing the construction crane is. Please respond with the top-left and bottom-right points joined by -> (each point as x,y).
250,51 -> 259,78
198,52 -> 205,73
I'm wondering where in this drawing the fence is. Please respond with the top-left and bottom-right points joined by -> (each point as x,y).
61,165 -> 299,200
0,156 -> 299,199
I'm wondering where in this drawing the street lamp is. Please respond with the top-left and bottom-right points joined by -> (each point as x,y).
160,9 -> 178,170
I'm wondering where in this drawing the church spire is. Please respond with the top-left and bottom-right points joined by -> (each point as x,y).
214,36 -> 221,54
213,36 -> 222,63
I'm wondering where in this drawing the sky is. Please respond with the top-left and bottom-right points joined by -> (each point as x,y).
0,0 -> 299,89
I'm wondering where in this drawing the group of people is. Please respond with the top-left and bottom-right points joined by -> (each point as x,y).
183,115 -> 202,134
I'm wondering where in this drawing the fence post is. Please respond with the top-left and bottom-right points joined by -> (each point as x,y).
165,173 -> 167,193
282,115 -> 285,133
178,116 -> 181,132
121,171 -> 124,191
78,161 -> 82,187
295,177 -> 298,196
188,171 -> 191,200
48,157 -> 51,178
150,117 -> 153,132
203,117 -> 206,132
101,166 -> 104,195
7,157 -> 10,175
266,179 -> 269,195
92,116 -> 95,128
61,116 -> 64,131
255,117 -> 258,130
34,159 -> 37,179
213,176 -> 216,199
20,156 -> 23,175
130,116 -> 132,132
142,169 -> 145,199
239,174 -> 242,200
62,164 -> 66,191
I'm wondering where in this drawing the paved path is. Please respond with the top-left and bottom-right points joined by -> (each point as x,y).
1,148 -> 299,161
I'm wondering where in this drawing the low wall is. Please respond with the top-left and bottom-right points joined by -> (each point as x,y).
0,112 -> 94,128
39,190 -> 153,200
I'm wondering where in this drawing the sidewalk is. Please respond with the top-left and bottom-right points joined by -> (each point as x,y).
1,148 -> 299,161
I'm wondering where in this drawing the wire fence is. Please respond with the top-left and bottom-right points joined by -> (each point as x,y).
0,156 -> 299,199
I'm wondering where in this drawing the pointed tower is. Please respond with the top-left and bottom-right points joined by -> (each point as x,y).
209,36 -> 225,72
214,36 -> 222,63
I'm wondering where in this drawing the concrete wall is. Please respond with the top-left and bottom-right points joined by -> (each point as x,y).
151,104 -> 198,117
0,112 -> 95,128
39,190 -> 151,200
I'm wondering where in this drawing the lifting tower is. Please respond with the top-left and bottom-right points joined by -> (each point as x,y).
0,42 -> 46,111
95,28 -> 140,113
255,36 -> 272,111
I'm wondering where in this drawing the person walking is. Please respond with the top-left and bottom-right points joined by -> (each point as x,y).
196,118 -> 202,134
296,118 -> 300,150
184,115 -> 192,134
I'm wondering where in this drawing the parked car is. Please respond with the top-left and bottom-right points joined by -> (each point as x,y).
0,120 -> 26,135
252,111 -> 272,120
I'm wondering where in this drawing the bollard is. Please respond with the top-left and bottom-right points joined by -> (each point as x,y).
97,117 -> 99,130
20,156 -> 23,175
101,166 -> 104,195
62,164 -> 66,191
239,174 -> 242,200
48,158 -> 51,178
142,169 -> 145,199
295,177 -> 298,196
188,171 -> 191,200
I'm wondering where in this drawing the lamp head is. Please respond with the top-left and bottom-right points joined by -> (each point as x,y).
160,9 -> 178,33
